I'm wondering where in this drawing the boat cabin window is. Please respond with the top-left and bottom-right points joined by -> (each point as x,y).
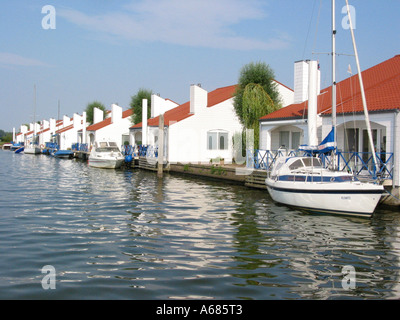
288,157 -> 323,170
302,157 -> 323,168
289,159 -> 304,170
96,147 -> 120,152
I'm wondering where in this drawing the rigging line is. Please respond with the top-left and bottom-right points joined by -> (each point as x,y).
311,0 -> 323,58
302,0 -> 318,59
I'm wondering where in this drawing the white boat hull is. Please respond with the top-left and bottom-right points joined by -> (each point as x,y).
24,147 -> 41,154
266,178 -> 384,218
88,156 -> 124,169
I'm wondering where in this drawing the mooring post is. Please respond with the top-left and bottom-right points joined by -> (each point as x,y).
158,113 -> 164,178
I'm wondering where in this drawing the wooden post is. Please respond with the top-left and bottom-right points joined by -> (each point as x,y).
158,114 -> 164,178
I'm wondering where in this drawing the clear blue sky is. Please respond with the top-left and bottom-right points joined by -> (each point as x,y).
1,0 -> 399,132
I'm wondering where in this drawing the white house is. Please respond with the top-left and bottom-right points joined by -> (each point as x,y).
130,80 -> 293,164
259,55 -> 400,188
55,113 -> 85,150
85,104 -> 133,148
15,125 -> 28,144
130,94 -> 179,146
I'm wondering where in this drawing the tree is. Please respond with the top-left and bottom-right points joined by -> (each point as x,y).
85,101 -> 106,125
233,62 -> 281,148
0,132 -> 12,142
130,89 -> 153,125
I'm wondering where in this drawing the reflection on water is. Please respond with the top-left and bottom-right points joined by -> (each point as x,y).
0,150 -> 399,299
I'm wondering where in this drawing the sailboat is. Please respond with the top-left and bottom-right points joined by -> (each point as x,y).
265,0 -> 384,218
24,85 -> 41,155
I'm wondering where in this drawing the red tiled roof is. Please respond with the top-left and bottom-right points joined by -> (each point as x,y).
260,55 -> 400,121
131,85 -> 237,129
37,128 -> 50,135
57,124 -> 74,134
86,109 -> 132,131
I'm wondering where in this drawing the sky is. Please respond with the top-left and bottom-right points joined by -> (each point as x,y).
1,0 -> 399,132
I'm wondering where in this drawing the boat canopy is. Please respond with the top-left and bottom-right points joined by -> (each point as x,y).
299,127 -> 335,154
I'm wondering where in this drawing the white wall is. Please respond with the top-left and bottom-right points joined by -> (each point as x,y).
273,80 -> 294,107
168,97 -> 243,164
58,114 -> 85,150
151,95 -> 179,118
86,117 -> 132,148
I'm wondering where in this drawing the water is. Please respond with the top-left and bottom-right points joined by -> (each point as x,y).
0,150 -> 399,300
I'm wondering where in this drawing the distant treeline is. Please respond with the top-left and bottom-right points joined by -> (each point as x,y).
0,130 -> 12,142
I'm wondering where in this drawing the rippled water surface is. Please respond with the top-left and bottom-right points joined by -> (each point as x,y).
0,150 -> 400,299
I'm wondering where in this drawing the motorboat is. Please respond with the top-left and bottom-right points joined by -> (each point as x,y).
53,150 -> 74,159
24,144 -> 41,154
88,141 -> 125,169
265,156 -> 383,217
10,142 -> 23,151
2,143 -> 12,150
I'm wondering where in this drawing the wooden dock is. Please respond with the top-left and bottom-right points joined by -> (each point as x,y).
244,170 -> 268,189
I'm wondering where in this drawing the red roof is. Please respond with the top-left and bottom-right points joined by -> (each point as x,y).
131,85 -> 237,129
37,128 -> 50,135
86,109 -> 132,131
57,124 -> 74,134
260,55 -> 400,121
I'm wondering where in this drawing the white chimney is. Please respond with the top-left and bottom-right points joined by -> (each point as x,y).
111,104 -> 122,123
73,113 -> 81,128
82,112 -> 87,144
151,95 -> 179,118
294,60 -> 321,103
151,94 -> 164,118
307,60 -> 319,147
190,84 -> 208,114
12,128 -> 15,142
42,120 -> 49,129
142,99 -> 148,145
49,118 -> 56,133
93,107 -> 104,124
20,125 -> 28,134
63,115 -> 71,127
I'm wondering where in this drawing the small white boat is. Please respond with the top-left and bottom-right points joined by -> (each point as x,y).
24,144 -> 41,154
265,156 -> 384,218
2,143 -> 12,150
88,141 -> 124,169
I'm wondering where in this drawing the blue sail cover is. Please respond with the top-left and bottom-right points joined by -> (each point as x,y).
317,127 -> 335,153
299,127 -> 335,154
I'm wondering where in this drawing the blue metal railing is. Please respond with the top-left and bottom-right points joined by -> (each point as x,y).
72,143 -> 88,152
122,145 -> 158,158
45,142 -> 58,149
247,149 -> 394,180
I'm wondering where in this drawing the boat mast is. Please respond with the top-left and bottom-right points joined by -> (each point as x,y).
331,0 -> 337,146
344,0 -> 379,170
33,84 -> 37,143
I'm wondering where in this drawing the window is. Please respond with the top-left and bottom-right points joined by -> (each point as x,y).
207,131 -> 228,150
292,132 -> 300,150
279,131 -> 289,149
279,130 -> 301,150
